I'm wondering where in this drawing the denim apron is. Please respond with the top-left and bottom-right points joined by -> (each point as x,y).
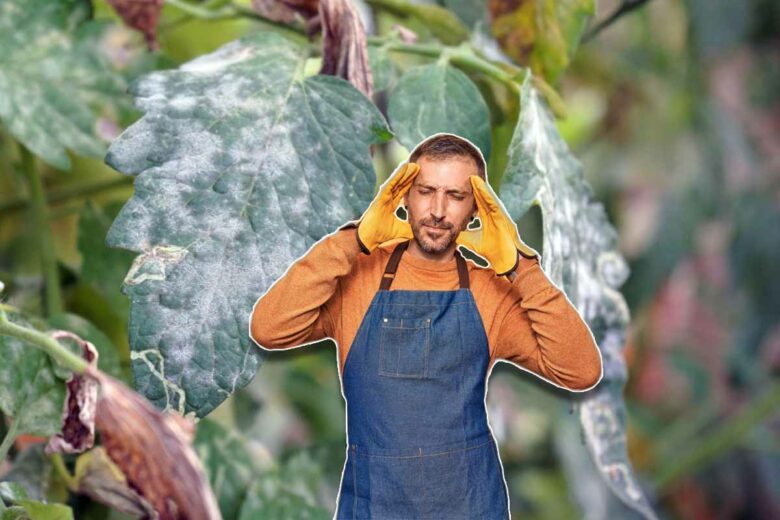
336,240 -> 510,519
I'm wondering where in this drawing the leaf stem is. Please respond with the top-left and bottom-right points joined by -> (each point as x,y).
0,310 -> 89,374
0,175 -> 133,217
19,143 -> 63,317
651,379 -> 780,491
0,416 -> 20,470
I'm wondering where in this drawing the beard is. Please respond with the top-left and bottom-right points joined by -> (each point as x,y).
407,208 -> 471,255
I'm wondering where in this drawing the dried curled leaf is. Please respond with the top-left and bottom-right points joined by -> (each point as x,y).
106,0 -> 164,51
85,365 -> 221,520
74,446 -> 158,519
319,0 -> 373,97
44,331 -> 99,455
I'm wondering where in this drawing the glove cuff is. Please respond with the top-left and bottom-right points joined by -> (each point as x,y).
338,220 -> 371,255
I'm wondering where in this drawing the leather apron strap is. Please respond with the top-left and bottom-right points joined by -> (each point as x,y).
380,240 -> 469,291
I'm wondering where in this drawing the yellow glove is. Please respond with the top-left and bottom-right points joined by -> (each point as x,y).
352,162 -> 420,254
456,175 -> 539,276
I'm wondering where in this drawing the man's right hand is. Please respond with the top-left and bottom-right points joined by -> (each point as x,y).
351,162 -> 420,254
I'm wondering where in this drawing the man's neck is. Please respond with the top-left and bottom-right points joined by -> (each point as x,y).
406,239 -> 457,263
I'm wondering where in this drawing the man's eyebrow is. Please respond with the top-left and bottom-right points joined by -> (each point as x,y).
415,182 -> 472,195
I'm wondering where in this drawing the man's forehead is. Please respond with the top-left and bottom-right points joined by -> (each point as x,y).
412,158 -> 476,191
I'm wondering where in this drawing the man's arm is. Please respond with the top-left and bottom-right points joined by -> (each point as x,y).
494,255 -> 603,392
249,224 -> 362,351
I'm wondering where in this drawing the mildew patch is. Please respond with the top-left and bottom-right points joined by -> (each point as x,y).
124,245 -> 188,286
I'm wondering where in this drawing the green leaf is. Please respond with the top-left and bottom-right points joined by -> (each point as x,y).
367,43 -> 397,93
104,30 -> 392,418
0,482 -> 29,502
499,73 -> 657,519
11,499 -> 73,520
77,201 -> 135,318
0,313 -> 65,436
388,63 -> 491,160
193,418 -> 260,520
238,479 -> 331,520
0,0 -> 129,170
237,450 -> 331,520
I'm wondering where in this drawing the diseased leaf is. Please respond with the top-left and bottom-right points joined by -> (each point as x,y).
0,0 -> 129,170
104,30 -> 392,417
388,63 -> 492,161
499,72 -> 658,520
0,443 -> 53,501
194,419 -> 260,520
0,313 -> 65,436
488,0 -> 595,84
237,450 -> 331,520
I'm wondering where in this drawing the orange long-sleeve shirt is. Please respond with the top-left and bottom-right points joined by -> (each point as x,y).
249,227 -> 603,392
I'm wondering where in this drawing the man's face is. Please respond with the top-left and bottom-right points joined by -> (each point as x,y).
403,156 -> 478,255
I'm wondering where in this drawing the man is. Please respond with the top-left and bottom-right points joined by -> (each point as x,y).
249,133 -> 603,519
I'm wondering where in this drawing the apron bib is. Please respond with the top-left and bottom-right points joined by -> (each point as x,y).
336,240 -> 510,519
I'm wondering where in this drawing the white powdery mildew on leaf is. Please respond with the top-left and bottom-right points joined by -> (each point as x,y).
500,74 -> 657,519
0,314 -> 66,436
0,0 -> 128,170
105,31 -> 392,417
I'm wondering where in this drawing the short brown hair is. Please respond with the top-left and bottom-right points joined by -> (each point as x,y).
409,134 -> 486,180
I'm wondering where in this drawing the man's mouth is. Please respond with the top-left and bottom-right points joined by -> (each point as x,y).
424,224 -> 449,234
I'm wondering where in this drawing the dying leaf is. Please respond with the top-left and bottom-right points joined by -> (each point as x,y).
499,72 -> 658,520
86,365 -> 221,520
105,0 -> 164,51
44,331 -> 98,455
487,0 -> 595,83
72,446 -> 157,519
319,0 -> 373,97
104,31 -> 391,418
251,0 -> 320,35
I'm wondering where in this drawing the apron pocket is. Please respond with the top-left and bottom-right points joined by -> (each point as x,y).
378,317 -> 431,378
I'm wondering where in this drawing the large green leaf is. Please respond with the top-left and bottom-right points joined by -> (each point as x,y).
0,313 -> 65,436
387,63 -> 492,161
104,30 -> 392,418
499,72 -> 658,519
0,0 -> 128,170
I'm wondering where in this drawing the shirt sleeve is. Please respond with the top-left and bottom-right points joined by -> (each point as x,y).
494,255 -> 604,392
248,223 -> 362,351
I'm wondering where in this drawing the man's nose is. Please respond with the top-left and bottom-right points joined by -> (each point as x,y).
430,192 -> 447,220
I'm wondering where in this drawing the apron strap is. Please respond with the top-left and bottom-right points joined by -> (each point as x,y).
379,240 -> 470,291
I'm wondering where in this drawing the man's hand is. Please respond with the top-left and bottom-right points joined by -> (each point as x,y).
354,162 -> 420,254
456,175 -> 538,276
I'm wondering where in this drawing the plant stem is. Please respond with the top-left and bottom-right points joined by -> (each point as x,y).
0,416 -> 20,471
651,379 -> 780,491
0,310 -> 89,374
0,175 -> 133,216
19,143 -> 63,317
51,453 -> 78,491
